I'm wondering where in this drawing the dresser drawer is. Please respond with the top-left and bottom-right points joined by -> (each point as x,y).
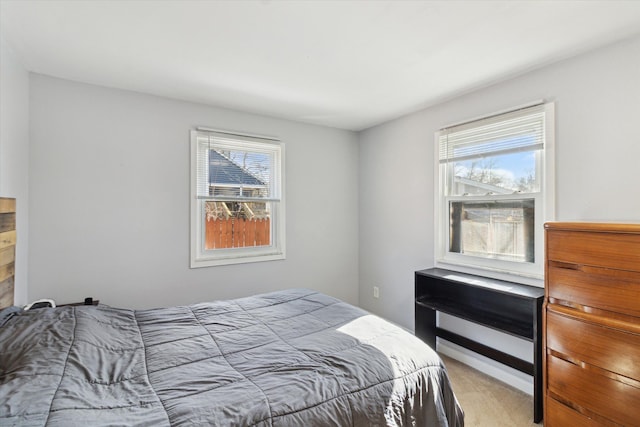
547,264 -> 640,317
544,397 -> 613,427
547,355 -> 640,426
546,309 -> 640,380
546,229 -> 640,271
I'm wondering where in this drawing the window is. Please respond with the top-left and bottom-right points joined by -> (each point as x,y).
190,129 -> 284,268
436,103 -> 554,278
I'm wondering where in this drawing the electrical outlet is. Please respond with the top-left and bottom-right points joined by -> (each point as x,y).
373,286 -> 379,299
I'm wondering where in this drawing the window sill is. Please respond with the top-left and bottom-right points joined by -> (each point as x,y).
435,258 -> 544,288
190,251 -> 285,268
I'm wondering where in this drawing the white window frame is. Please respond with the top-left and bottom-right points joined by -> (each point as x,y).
435,102 -> 555,279
190,128 -> 285,268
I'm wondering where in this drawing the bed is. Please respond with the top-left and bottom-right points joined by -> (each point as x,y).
0,288 -> 463,426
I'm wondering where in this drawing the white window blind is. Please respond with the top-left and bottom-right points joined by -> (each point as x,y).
195,131 -> 281,202
439,104 -> 545,164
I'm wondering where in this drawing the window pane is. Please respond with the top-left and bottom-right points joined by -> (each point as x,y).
450,150 -> 538,196
208,148 -> 272,198
449,199 -> 535,263
204,201 -> 271,249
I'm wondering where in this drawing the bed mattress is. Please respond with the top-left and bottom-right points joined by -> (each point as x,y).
0,288 -> 463,426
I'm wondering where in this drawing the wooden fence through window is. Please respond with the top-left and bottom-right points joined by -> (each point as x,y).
205,217 -> 271,249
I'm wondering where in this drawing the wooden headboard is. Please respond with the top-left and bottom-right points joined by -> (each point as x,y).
0,198 -> 16,309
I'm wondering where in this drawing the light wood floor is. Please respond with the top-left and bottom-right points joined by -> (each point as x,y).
440,354 -> 541,427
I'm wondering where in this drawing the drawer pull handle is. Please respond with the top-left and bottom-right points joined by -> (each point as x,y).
550,261 -> 582,271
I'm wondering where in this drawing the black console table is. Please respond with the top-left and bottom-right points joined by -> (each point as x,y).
415,268 -> 544,423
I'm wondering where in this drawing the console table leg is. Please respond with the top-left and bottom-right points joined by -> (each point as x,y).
415,304 -> 436,349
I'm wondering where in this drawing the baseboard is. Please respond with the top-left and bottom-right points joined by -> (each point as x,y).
438,340 -> 533,396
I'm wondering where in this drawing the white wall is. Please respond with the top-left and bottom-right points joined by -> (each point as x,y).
0,35 -> 29,306
358,35 -> 640,392
28,75 -> 359,309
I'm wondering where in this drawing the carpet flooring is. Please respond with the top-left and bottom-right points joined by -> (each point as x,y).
440,354 -> 540,427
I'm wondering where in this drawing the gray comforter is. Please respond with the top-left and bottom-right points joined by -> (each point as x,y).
0,289 -> 463,426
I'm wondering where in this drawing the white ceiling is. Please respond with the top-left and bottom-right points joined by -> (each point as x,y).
2,0 -> 640,131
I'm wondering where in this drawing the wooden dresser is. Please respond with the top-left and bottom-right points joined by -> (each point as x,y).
544,222 -> 640,426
